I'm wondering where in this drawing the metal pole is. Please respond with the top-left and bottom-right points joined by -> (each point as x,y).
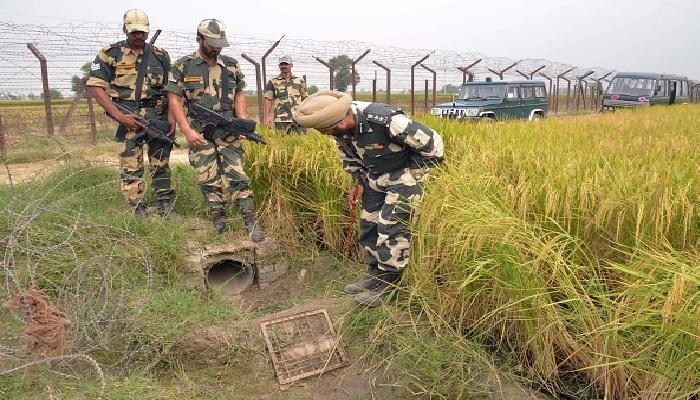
241,53 -> 264,124
351,49 -> 370,100
515,70 -> 529,79
424,79 -> 429,111
555,77 -> 560,114
420,64 -> 436,108
372,61 -> 391,104
411,52 -> 432,115
0,113 -> 5,157
27,43 -> 54,136
458,59 -> 482,84
261,35 -> 284,90
529,65 -> 546,79
540,73 -> 553,110
85,88 -> 97,145
557,68 -> 575,114
372,79 -> 377,102
315,57 -> 334,91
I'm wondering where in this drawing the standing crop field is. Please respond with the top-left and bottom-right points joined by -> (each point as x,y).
245,105 -> 700,398
1,105 -> 698,399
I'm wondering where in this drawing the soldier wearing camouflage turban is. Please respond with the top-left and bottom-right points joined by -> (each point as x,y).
165,19 -> 264,241
87,9 -> 177,218
293,91 -> 444,307
263,55 -> 308,134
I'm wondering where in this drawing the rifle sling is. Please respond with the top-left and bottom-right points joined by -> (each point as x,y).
134,43 -> 153,109
220,64 -> 233,112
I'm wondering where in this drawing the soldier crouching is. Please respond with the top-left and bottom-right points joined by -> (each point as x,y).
293,91 -> 444,307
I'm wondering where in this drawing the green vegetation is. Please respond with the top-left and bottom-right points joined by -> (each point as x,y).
1,105 -> 698,399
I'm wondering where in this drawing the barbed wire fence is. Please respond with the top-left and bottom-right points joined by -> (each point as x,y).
0,20 -> 699,149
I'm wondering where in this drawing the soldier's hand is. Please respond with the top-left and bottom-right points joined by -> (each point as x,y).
348,184 -> 364,207
118,113 -> 143,131
182,127 -> 207,147
264,115 -> 273,129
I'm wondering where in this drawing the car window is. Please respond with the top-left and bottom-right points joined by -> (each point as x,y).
534,86 -> 546,98
506,86 -> 519,100
521,86 -> 534,99
657,80 -> 667,96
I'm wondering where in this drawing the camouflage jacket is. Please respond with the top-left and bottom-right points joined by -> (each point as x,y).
264,74 -> 307,123
334,102 -> 444,183
86,40 -> 170,113
165,50 -> 246,125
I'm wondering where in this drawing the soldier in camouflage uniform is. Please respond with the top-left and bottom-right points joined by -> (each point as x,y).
264,55 -> 308,134
293,91 -> 444,307
86,9 -> 177,218
165,19 -> 264,242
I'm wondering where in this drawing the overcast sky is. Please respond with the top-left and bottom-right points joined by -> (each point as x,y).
1,0 -> 698,78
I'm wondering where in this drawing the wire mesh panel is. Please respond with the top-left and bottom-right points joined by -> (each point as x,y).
260,308 -> 348,385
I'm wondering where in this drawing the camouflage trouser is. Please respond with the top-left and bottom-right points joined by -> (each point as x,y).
188,136 -> 254,213
120,130 -> 173,205
359,167 -> 423,273
274,122 -> 307,134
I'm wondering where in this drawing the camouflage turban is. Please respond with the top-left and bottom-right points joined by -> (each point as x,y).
292,91 -> 352,129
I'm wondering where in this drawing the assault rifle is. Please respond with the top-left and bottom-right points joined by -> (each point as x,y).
187,102 -> 266,145
109,102 -> 179,157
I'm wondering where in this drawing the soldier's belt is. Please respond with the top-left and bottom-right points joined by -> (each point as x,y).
114,98 -> 159,109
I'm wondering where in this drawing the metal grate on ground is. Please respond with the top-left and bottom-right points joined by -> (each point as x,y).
260,308 -> 349,385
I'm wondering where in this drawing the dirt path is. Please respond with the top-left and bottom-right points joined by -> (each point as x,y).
0,147 -> 190,185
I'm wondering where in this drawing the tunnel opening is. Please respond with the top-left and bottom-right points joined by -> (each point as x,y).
206,259 -> 255,295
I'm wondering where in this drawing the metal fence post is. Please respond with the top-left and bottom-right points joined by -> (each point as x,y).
27,43 -> 55,136
372,61 -> 391,104
487,62 -> 517,80
458,59 -> 482,84
85,88 -> 98,145
241,53 -> 264,123
420,64 -> 436,108
540,73 -> 553,109
556,68 -> 575,115
372,79 -> 377,102
411,52 -> 433,115
315,57 -> 334,91
261,35 -> 284,90
351,49 -> 370,100
0,114 -> 6,157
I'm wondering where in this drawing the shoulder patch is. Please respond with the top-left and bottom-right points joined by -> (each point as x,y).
184,76 -> 204,83
366,113 -> 390,125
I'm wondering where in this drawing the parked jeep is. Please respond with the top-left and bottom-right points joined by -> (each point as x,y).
430,80 -> 548,121
602,72 -> 690,110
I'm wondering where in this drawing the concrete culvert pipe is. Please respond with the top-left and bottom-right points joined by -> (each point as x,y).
206,259 -> 255,295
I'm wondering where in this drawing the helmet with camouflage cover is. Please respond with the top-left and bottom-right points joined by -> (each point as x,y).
197,19 -> 230,48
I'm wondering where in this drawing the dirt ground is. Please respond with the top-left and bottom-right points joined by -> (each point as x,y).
1,147 -> 551,400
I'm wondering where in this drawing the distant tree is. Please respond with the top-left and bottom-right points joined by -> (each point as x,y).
27,93 -> 37,100
71,62 -> 92,94
41,89 -> 64,100
307,85 -> 319,95
329,55 -> 359,92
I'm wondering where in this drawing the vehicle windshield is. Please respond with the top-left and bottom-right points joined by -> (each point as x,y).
608,77 -> 656,96
458,84 -> 506,100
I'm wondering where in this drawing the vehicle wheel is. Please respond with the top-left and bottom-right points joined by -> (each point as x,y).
480,116 -> 496,123
531,113 -> 543,121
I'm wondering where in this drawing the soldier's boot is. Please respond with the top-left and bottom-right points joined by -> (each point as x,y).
343,264 -> 380,294
242,210 -> 265,242
133,202 -> 148,218
211,209 -> 226,234
354,270 -> 403,308
156,199 -> 179,220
